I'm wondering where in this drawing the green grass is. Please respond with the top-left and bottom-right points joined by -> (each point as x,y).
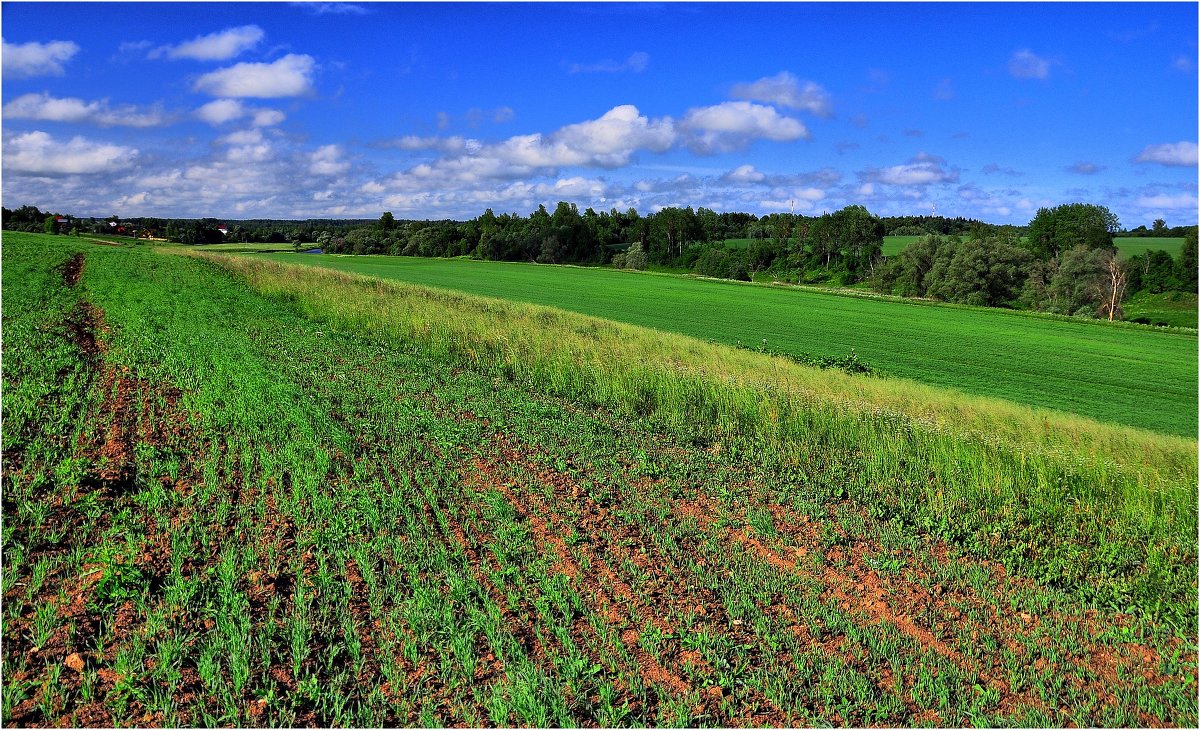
190,241 -> 299,253
1124,290 -> 1199,329
1112,237 -> 1186,259
2,232 -> 1196,726
882,235 -> 924,256
258,252 -> 1196,436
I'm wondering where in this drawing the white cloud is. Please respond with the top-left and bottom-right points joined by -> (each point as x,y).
1009,49 -> 1050,79
3,130 -> 136,175
153,25 -> 264,61
310,144 -> 350,176
195,98 -> 247,125
493,106 -> 515,123
3,93 -> 168,127
1172,55 -> 1195,72
680,101 -> 809,154
1135,193 -> 1199,210
862,152 -> 958,186
251,108 -> 286,127
722,164 -> 766,183
537,176 -> 608,198
1134,141 -> 1198,166
195,98 -> 286,126
567,51 -> 649,74
193,54 -> 315,98
729,72 -> 833,117
217,128 -> 265,146
386,105 -> 675,187
543,104 -> 676,164
2,38 -> 80,78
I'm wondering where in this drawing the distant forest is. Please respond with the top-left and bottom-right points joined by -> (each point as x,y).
5,201 -> 1196,321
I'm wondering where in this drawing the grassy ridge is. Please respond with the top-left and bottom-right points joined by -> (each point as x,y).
259,252 -> 1197,436
3,233 -> 1196,725
201,250 -> 1196,615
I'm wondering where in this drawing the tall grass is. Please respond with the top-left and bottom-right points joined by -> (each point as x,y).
194,251 -> 1197,617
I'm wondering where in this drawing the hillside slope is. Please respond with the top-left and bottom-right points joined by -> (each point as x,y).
2,233 -> 1196,726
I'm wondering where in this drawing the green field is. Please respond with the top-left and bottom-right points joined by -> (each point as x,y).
1112,237 -> 1187,259
1124,290 -> 1199,329
191,241 -> 298,253
4,232 -> 1197,726
260,252 -> 1196,436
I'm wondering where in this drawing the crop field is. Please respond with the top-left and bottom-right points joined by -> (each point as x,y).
1112,237 -> 1186,259
191,242 -> 299,253
260,252 -> 1196,436
2,232 -> 1197,727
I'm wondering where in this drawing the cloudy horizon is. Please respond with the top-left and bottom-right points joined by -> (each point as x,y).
2,2 -> 1197,227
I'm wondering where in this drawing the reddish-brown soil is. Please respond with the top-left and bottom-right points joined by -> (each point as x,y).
2,292 -> 221,727
458,424 -> 793,726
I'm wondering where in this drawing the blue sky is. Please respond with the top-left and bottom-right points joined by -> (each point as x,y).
2,2 -> 1196,226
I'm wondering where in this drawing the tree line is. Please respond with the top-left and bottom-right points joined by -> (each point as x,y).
872,203 -> 1197,319
6,200 -> 1194,322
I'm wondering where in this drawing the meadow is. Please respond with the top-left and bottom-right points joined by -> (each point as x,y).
3,232 -> 1196,727
260,252 -> 1197,436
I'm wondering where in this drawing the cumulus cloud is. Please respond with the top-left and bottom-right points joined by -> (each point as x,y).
1134,141 -> 1198,166
862,152 -> 958,186
152,25 -> 264,61
1135,192 -> 1199,210
193,54 -> 315,97
4,93 -> 169,127
1009,49 -> 1050,79
3,130 -> 136,175
309,144 -> 350,176
729,72 -> 833,118
217,128 -> 266,146
195,98 -> 286,126
2,38 -> 80,78
679,101 -> 809,154
567,51 -> 649,74
1067,161 -> 1105,175
251,108 -> 286,127
195,99 -> 247,125
721,164 -> 766,183
385,105 -> 672,183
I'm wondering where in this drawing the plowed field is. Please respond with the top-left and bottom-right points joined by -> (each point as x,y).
3,233 -> 1196,727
